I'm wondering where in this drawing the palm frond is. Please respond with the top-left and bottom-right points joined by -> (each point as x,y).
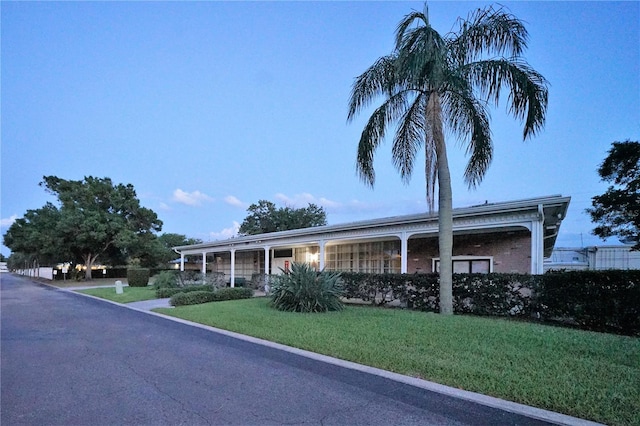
462,59 -> 548,140
395,10 -> 428,49
448,5 -> 528,65
347,54 -> 399,122
441,81 -> 493,188
392,92 -> 427,183
356,92 -> 410,186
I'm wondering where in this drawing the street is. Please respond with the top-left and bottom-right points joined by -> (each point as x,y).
1,274 -> 549,425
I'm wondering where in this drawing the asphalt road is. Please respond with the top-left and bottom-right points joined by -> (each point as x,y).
1,274 -> 551,425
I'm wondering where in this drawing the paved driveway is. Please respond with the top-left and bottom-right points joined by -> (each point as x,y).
2,274 -> 556,425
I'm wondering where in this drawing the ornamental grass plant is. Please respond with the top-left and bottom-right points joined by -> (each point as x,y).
270,262 -> 343,312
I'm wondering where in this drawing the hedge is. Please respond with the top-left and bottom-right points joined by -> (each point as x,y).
169,287 -> 254,306
340,270 -> 640,335
127,268 -> 150,287
156,284 -> 213,299
535,270 -> 640,334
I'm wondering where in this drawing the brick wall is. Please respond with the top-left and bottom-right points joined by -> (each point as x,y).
407,229 -> 531,274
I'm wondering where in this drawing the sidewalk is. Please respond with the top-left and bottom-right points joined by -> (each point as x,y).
127,298 -> 172,310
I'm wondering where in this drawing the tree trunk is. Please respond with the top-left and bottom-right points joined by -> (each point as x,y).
430,94 -> 454,315
83,254 -> 96,280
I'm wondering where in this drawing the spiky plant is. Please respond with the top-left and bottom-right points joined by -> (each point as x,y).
270,262 -> 344,313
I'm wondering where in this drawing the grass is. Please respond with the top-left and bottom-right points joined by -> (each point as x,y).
155,298 -> 640,426
78,285 -> 158,304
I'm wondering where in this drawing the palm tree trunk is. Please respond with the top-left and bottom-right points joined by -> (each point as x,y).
430,94 -> 454,315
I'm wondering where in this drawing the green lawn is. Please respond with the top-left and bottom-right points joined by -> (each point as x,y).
156,298 -> 639,426
78,286 -> 158,303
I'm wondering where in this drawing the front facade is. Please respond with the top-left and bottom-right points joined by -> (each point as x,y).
174,195 -> 570,286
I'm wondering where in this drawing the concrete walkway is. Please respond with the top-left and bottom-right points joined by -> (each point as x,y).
127,297 -> 172,310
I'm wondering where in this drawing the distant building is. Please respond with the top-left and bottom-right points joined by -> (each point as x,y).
544,245 -> 640,271
0,262 -> 8,273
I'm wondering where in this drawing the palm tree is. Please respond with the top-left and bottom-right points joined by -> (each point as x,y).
347,5 -> 548,314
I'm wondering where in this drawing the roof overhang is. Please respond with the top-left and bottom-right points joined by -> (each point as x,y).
174,195 -> 571,256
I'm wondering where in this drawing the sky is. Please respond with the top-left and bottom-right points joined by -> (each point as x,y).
1,1 -> 639,257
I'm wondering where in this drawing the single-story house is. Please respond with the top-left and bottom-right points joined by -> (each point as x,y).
173,195 -> 570,286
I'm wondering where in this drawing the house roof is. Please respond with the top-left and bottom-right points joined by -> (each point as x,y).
174,194 -> 570,257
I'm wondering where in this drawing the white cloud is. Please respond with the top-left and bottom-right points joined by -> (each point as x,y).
224,195 -> 247,209
172,189 -> 213,206
209,221 -> 240,241
0,215 -> 17,227
158,202 -> 171,211
274,192 -> 342,210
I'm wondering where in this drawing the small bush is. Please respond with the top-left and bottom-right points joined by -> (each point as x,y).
270,262 -> 343,313
170,291 -> 216,306
177,270 -> 226,289
127,268 -> 149,287
169,287 -> 254,306
157,284 -> 212,299
215,287 -> 254,300
153,270 -> 179,289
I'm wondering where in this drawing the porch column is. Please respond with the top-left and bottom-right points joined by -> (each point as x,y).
531,205 -> 544,274
180,254 -> 185,272
201,252 -> 207,275
318,240 -> 326,270
230,249 -> 236,287
400,232 -> 408,274
264,246 -> 271,276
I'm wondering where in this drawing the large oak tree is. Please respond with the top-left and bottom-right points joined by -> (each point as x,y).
4,176 -> 162,279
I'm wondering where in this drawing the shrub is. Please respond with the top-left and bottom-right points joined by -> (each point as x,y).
270,262 -> 343,313
170,291 -> 216,306
215,287 -> 254,300
535,270 -> 640,335
153,270 -> 179,289
127,268 -> 149,287
341,272 -> 536,316
156,284 -> 212,299
169,287 -> 254,306
177,270 -> 226,289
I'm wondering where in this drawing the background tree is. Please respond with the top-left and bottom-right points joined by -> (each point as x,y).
587,140 -> 640,250
3,176 -> 163,279
238,200 -> 327,235
348,5 -> 548,314
153,233 -> 203,266
3,203 -> 71,267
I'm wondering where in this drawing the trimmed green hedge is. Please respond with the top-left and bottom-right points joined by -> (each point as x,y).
169,287 -> 254,306
156,284 -> 212,299
536,270 -> 640,334
127,268 -> 150,287
340,270 -> 640,335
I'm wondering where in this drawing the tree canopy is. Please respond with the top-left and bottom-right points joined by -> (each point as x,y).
587,140 -> 640,250
238,200 -> 327,235
348,5 -> 548,313
3,176 -> 163,278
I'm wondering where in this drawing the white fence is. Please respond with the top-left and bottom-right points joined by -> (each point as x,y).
13,267 -> 54,280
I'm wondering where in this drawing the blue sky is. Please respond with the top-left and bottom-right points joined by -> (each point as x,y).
2,1 -> 639,257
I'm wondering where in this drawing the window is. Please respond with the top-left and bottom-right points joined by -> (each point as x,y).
325,240 -> 401,273
273,249 -> 293,258
433,256 -> 493,274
